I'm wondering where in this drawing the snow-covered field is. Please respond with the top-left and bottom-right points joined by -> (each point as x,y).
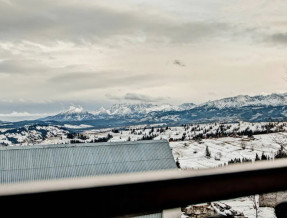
171,133 -> 281,169
64,124 -> 94,129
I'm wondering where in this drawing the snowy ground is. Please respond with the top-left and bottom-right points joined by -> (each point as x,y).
171,133 -> 281,169
64,124 -> 94,129
215,196 -> 276,218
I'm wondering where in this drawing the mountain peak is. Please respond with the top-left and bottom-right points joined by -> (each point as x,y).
40,105 -> 95,122
63,105 -> 84,114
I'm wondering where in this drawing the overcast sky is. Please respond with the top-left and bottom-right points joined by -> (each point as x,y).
0,0 -> 287,120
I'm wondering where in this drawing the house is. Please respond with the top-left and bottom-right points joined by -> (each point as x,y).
0,140 -> 179,217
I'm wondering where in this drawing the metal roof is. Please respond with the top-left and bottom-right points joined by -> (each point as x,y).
0,140 -> 176,184
136,213 -> 162,218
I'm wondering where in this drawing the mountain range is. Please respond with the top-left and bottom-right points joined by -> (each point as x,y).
199,93 -> 287,109
34,93 -> 287,127
1,93 -> 286,130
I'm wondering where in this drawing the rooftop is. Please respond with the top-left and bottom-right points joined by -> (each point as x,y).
0,140 -> 177,184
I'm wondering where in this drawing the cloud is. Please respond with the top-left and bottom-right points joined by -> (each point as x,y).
0,111 -> 47,117
0,111 -> 50,122
106,93 -> 169,103
0,59 -> 46,74
0,0 -> 231,45
48,71 -> 164,92
269,33 -> 287,44
0,98 -> 111,116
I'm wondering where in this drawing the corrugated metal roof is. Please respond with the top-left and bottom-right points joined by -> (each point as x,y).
0,140 -> 176,184
136,213 -> 162,218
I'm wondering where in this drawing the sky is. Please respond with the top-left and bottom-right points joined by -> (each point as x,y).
0,0 -> 287,121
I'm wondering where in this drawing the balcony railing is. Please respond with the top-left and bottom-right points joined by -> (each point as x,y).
1,159 -> 287,217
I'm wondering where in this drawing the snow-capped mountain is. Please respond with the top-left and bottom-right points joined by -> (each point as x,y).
40,106 -> 96,122
35,93 -> 287,125
200,93 -> 287,109
93,93 -> 287,117
94,103 -> 181,116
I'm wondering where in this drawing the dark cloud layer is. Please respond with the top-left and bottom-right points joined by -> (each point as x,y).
0,59 -> 45,74
48,71 -> 163,92
270,33 -> 287,44
106,93 -> 168,103
0,98 -> 107,114
0,0 -> 230,45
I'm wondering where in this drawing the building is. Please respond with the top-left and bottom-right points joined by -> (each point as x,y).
0,140 -> 179,217
0,140 -> 177,183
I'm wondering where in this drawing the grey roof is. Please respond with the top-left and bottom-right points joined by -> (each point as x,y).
0,140 -> 176,184
136,213 -> 162,218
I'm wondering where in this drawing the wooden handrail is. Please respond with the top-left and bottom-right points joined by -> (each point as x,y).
1,159 -> 287,217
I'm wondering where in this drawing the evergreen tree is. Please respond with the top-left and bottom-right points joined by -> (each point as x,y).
261,152 -> 268,160
275,147 -> 287,159
176,158 -> 181,168
255,153 -> 260,161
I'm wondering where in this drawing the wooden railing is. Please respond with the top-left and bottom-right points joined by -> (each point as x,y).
1,159 -> 287,217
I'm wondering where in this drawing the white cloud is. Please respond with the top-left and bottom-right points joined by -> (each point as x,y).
0,112 -> 50,122
0,112 -> 38,117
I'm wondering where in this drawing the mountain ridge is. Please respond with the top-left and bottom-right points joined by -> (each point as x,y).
200,93 -> 287,109
35,92 -> 287,123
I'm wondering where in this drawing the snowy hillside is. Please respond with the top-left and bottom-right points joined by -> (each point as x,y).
2,121 -> 286,148
0,125 -> 70,146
